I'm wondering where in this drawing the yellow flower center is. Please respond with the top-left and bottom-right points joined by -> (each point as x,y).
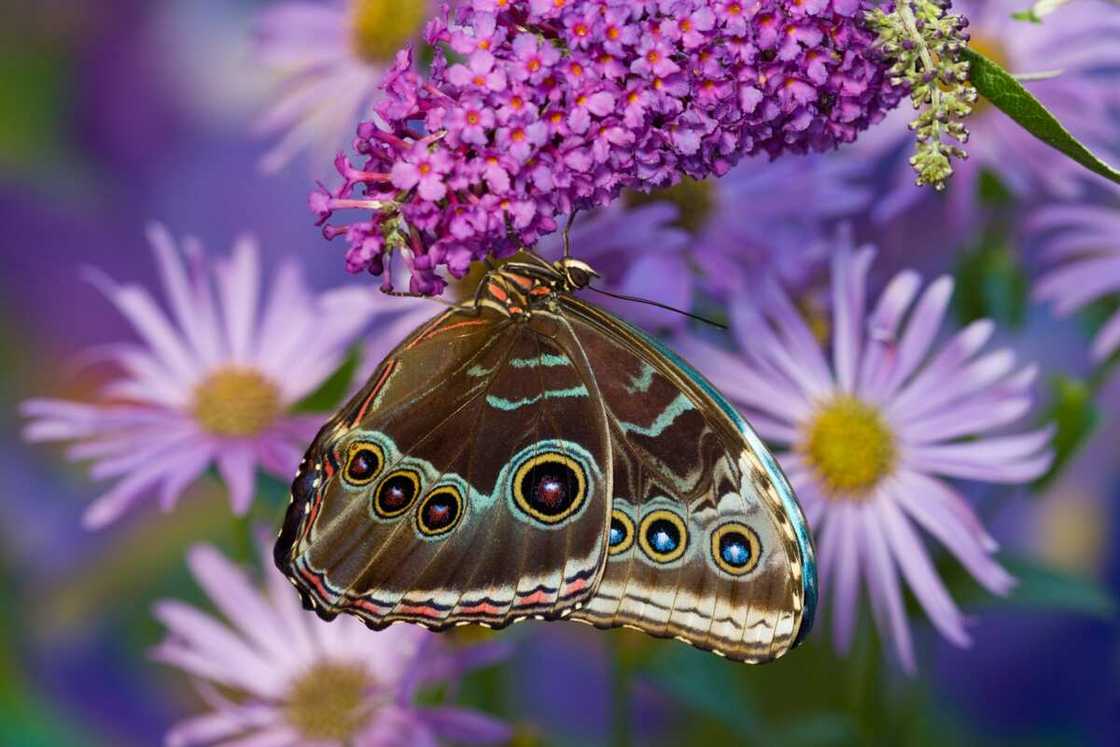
624,176 -> 717,235
802,396 -> 897,499
285,663 -> 373,741
966,36 -> 1011,115
192,368 -> 282,438
350,0 -> 428,64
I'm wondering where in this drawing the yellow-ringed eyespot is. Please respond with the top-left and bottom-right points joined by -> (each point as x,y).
710,522 -> 762,576
373,469 -> 421,519
416,485 -> 464,537
608,509 -> 635,556
512,452 -> 587,525
638,509 -> 688,563
341,440 -> 384,486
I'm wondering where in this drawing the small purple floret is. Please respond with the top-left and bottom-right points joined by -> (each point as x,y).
315,0 -> 903,293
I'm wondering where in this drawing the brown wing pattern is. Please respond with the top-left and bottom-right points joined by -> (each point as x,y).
275,306 -> 613,630
561,298 -> 810,662
274,273 -> 812,661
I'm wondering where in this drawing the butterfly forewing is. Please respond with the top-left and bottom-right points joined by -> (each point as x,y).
276,306 -> 613,629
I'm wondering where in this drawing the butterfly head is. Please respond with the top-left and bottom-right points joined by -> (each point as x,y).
554,258 -> 599,291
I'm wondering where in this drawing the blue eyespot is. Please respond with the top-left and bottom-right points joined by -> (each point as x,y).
711,523 -> 761,576
721,540 -> 750,567
638,511 -> 688,563
608,510 -> 634,556
652,528 -> 677,553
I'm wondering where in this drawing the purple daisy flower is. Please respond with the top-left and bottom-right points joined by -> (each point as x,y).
154,541 -> 511,746
859,0 -> 1120,227
676,242 -> 1054,671
1031,194 -> 1120,362
20,224 -> 381,529
253,0 -> 434,173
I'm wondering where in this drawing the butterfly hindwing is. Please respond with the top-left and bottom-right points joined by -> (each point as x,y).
277,306 -> 613,629
561,298 -> 816,662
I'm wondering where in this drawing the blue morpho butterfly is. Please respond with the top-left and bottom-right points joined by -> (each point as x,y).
275,250 -> 817,663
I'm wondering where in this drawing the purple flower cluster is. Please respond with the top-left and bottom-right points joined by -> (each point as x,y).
313,0 -> 903,294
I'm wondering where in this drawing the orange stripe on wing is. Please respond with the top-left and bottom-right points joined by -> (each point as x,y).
515,589 -> 552,607
352,359 -> 397,425
396,604 -> 447,619
410,317 -> 490,347
457,600 -> 507,616
561,577 -> 589,597
351,597 -> 393,614
298,565 -> 338,604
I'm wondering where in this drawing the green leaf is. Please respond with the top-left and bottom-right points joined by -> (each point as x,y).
998,555 -> 1118,619
291,346 -> 361,413
640,646 -> 763,735
952,233 -> 1029,328
1033,376 -> 1098,490
962,48 -> 1120,187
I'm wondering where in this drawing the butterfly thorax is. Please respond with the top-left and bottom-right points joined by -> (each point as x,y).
476,255 -> 599,319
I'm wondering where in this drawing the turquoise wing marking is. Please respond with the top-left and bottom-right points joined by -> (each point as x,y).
485,384 -> 590,411
629,326 -> 819,645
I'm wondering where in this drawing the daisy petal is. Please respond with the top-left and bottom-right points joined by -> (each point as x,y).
877,496 -> 970,647
860,507 -> 916,673
892,470 -> 1014,595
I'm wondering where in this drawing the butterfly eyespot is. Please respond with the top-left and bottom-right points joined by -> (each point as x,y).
638,509 -> 688,564
710,522 -> 762,576
608,509 -> 635,556
416,485 -> 464,537
373,469 -> 421,519
342,441 -> 384,486
512,452 -> 587,525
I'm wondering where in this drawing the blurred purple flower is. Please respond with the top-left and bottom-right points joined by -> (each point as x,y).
1031,197 -> 1120,362
859,0 -> 1120,228
21,224 -> 380,529
677,241 -> 1053,671
534,152 -> 869,330
153,543 -> 511,747
254,0 -> 434,174
315,0 -> 902,294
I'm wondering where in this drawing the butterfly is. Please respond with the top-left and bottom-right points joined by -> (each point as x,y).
274,252 -> 817,663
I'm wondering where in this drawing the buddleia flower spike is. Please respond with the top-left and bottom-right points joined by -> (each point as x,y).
868,0 -> 978,190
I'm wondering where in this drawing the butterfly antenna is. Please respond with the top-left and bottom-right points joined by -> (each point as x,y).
562,209 -> 580,259
586,285 -> 727,330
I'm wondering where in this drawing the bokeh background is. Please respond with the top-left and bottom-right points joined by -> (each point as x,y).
2,1 -> 1118,745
